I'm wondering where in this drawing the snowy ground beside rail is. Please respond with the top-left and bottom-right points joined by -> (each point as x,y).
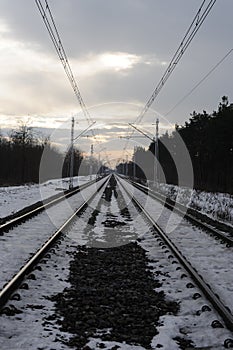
148,181 -> 233,227
1,176 -> 233,227
0,179 -> 232,350
0,175 -> 93,219
0,175 -> 233,226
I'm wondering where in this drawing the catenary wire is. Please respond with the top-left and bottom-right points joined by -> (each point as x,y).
134,0 -> 217,125
164,48 -> 233,117
35,0 -> 94,129
121,0 -> 217,160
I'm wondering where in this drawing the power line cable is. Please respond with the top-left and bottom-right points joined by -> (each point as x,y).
134,0 -> 217,125
164,48 -> 233,116
35,0 -> 94,127
122,0 -> 217,160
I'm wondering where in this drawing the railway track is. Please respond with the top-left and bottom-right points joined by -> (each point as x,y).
0,176 -> 106,234
0,176 -> 108,295
0,174 -> 232,349
125,177 -> 233,247
118,177 -> 233,326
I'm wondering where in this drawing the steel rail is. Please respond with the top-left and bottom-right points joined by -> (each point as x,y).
0,177 -> 108,308
118,176 -> 233,332
127,178 -> 233,247
0,177 -> 105,234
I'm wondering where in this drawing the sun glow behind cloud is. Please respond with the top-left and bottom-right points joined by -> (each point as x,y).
72,51 -> 167,77
71,52 -> 141,77
0,17 -> 171,157
0,26 -> 167,119
100,52 -> 141,71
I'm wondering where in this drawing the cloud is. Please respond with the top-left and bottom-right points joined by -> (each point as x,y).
69,52 -> 141,78
71,52 -> 167,78
100,52 -> 140,71
0,20 -> 167,119
0,0 -> 232,146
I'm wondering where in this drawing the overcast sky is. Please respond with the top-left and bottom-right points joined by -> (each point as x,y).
0,0 -> 232,164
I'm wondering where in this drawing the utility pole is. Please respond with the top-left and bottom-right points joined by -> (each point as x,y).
98,152 -> 101,178
97,147 -> 106,178
133,146 -> 136,179
128,122 -> 158,185
122,159 -> 125,175
68,120 -> 96,187
90,144 -> 94,180
153,118 -> 159,186
126,154 -> 128,176
69,116 -> 75,189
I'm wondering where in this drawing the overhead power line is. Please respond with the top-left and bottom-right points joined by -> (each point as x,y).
35,0 -> 93,125
164,48 -> 233,116
134,0 -> 217,125
121,0 -> 217,160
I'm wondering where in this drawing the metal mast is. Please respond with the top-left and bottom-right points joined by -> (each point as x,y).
154,118 -> 159,185
90,144 -> 94,180
69,116 -> 75,189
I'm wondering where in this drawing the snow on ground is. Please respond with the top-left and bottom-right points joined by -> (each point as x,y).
0,175 -> 94,219
1,175 -> 233,227
0,178 -> 232,349
0,177 -> 107,291
148,180 -> 233,226
120,178 -> 233,313
0,232 -> 77,350
118,184 -> 232,350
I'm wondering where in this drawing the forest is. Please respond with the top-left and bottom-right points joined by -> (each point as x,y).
0,123 -> 97,185
1,97 -> 232,193
117,97 -> 233,194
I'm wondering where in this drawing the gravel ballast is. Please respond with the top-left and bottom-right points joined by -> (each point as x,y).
50,242 -> 180,349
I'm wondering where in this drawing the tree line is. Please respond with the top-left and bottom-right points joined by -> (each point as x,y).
117,97 -> 233,194
0,123 -> 99,185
